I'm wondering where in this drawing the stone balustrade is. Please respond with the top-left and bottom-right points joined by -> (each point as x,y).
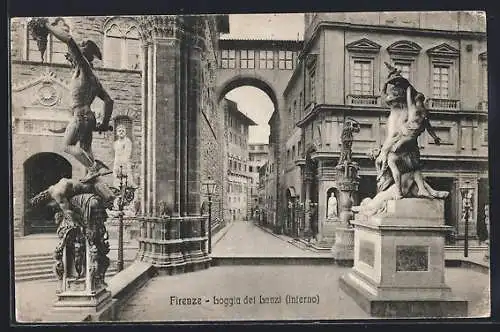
135,215 -> 211,275
346,95 -> 380,106
426,98 -> 461,111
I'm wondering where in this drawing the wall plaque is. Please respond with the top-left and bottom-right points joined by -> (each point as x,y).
359,240 -> 375,267
396,245 -> 429,271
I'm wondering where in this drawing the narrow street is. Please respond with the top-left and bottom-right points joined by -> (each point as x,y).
212,220 -> 315,257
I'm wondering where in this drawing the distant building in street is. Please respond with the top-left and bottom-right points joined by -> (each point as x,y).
223,98 -> 257,221
259,111 -> 280,231
277,12 -> 488,243
248,143 -> 268,218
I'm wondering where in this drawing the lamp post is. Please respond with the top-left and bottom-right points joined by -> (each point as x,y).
203,176 -> 217,254
116,165 -> 127,272
460,184 -> 472,258
309,201 -> 318,241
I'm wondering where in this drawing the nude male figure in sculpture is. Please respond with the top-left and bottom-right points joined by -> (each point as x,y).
41,18 -> 114,183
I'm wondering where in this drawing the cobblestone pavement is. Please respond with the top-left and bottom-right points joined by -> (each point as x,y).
117,266 -> 490,322
14,280 -> 58,323
13,264 -> 490,323
13,221 -> 490,322
212,221 -> 316,256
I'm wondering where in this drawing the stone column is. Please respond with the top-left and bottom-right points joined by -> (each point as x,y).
185,31 -> 203,215
140,42 -> 149,216
138,16 -> 183,216
316,161 -> 338,247
332,162 -> 360,264
135,16 -> 211,275
303,177 -> 312,235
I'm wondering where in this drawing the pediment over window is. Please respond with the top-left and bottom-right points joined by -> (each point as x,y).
387,40 -> 422,55
479,51 -> 487,61
426,43 -> 459,58
346,38 -> 381,53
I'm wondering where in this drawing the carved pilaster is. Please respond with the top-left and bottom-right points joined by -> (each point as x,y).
186,31 -> 203,215
140,42 -> 149,216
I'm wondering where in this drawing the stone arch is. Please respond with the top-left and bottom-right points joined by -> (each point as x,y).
217,75 -> 279,111
23,152 -> 72,234
286,186 -> 297,199
102,16 -> 140,34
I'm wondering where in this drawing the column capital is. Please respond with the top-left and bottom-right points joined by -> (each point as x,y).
138,15 -> 184,43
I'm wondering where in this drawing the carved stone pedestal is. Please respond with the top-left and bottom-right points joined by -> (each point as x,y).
339,198 -> 467,317
51,236 -> 113,321
331,226 -> 354,265
44,194 -> 115,322
136,216 -> 211,275
53,285 -> 112,313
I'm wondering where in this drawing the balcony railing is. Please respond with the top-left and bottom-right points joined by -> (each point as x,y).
347,95 -> 380,106
477,101 -> 488,111
426,98 -> 461,111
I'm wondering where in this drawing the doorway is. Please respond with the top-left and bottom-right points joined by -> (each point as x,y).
24,153 -> 72,234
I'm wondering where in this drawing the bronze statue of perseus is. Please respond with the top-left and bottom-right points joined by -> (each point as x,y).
28,17 -> 115,184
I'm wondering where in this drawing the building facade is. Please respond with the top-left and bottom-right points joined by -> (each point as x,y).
223,98 -> 257,221
248,143 -> 269,219
10,15 -> 228,237
278,12 -> 488,243
258,111 -> 280,230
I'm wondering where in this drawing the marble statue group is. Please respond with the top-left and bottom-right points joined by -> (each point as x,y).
354,62 -> 449,216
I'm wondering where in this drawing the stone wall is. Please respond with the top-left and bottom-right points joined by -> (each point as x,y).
199,17 -> 224,221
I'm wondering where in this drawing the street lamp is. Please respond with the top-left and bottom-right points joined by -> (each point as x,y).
460,184 -> 473,258
116,165 -> 128,272
203,176 -> 217,254
308,201 -> 318,241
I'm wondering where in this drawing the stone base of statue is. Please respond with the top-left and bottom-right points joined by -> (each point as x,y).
331,226 -> 354,266
49,234 -> 115,322
317,218 -> 339,248
53,285 -> 112,313
38,192 -> 116,322
339,198 -> 467,317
